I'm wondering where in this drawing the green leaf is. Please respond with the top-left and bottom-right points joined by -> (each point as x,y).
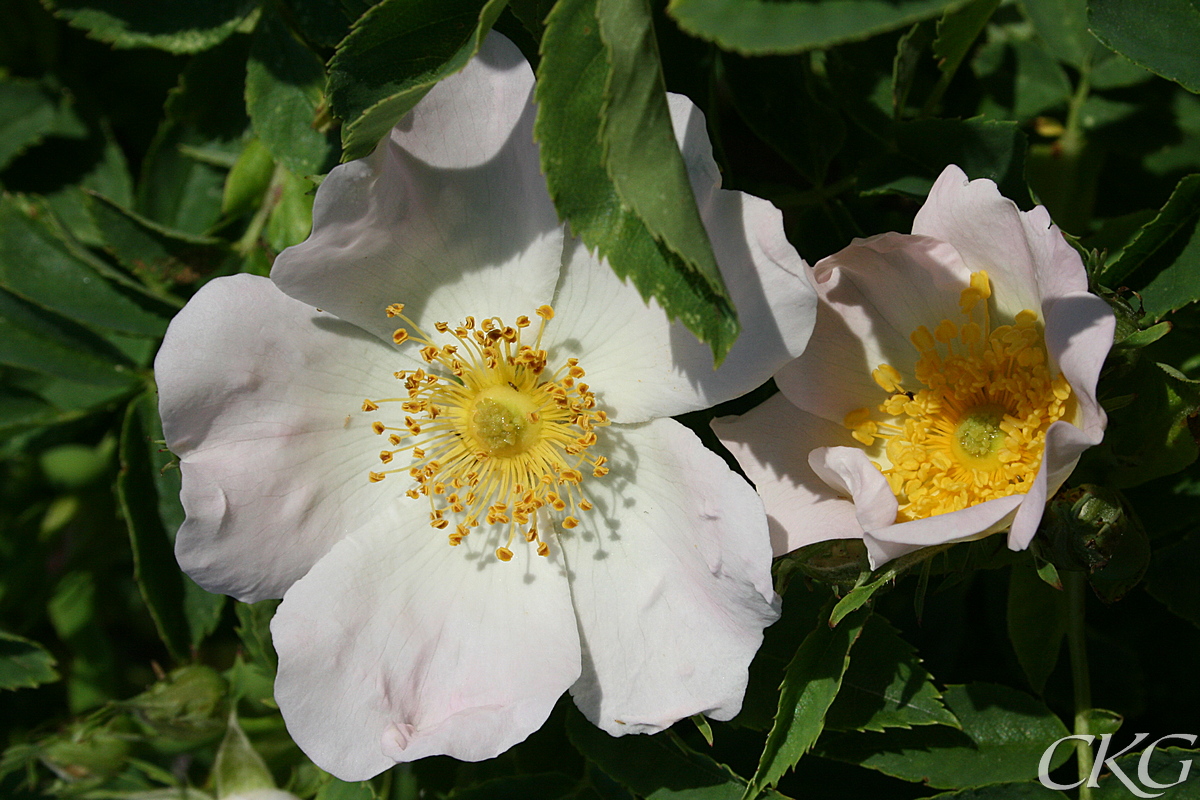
0,287 -> 139,387
1019,0 -> 1099,68
1007,560 -> 1067,693
0,78 -> 60,170
1094,360 -> 1200,487
235,599 -> 280,671
117,392 -> 192,662
315,778 -> 377,800
825,615 -> 958,733
1146,533 -> 1200,629
0,386 -> 60,433
222,138 -> 276,219
44,0 -> 257,54
927,784 -> 1069,799
1098,174 -> 1200,320
246,5 -> 340,176
566,708 -> 784,800
1084,708 -> 1124,736
90,193 -> 239,291
265,170 -> 316,252
859,117 -> 1028,202
328,0 -> 507,162
1088,0 -> 1200,94
816,683 -> 1072,789
1094,747 -> 1200,798
537,0 -> 739,363
746,605 -> 870,795
0,629 -> 58,691
0,196 -> 170,337
933,0 -> 1001,85
1012,38 -> 1074,119
214,713 -> 275,797
666,0 -> 965,55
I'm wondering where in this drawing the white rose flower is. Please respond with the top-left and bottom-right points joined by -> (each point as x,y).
155,34 -> 816,780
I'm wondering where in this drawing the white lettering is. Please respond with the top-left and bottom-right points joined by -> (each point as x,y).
1038,734 -> 1094,790
1091,733 -> 1158,798
1137,734 -> 1197,793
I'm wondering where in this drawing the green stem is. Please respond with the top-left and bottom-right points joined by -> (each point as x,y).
1061,53 -> 1093,159
1065,570 -> 1094,800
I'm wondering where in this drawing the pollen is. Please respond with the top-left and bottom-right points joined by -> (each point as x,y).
360,304 -> 610,560
844,271 -> 1072,522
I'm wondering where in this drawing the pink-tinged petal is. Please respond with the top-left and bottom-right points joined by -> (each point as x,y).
545,97 -> 814,423
712,393 -> 864,556
156,275 -> 411,602
807,446 -> 898,532
775,234 -> 966,424
271,33 -> 562,344
866,493 -> 1026,570
561,418 -> 777,733
272,513 -> 580,780
1044,291 -> 1115,438
913,165 -> 1086,319
1008,420 -> 1100,550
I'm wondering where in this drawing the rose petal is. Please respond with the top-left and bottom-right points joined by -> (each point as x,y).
271,33 -> 563,344
867,494 -> 1025,570
712,393 -> 864,556
272,508 -> 580,780
913,165 -> 1086,320
156,275 -> 410,602
774,233 -> 968,424
1044,291 -> 1114,438
560,418 -> 777,733
544,96 -> 814,423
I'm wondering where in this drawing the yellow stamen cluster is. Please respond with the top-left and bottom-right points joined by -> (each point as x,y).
843,271 -> 1072,522
362,304 -> 610,560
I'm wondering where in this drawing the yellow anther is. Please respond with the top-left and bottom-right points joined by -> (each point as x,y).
536,541 -> 550,557
872,364 -> 903,393
362,399 -> 380,412
371,421 -> 386,435
536,305 -> 554,320
393,329 -> 409,345
910,325 -> 936,352
495,547 -> 514,562
970,271 -> 991,300
386,303 -> 405,317
368,472 -> 386,483
379,451 -> 393,464
843,407 -> 873,430
935,320 -> 958,343
1016,309 -> 1039,327
562,516 -> 579,529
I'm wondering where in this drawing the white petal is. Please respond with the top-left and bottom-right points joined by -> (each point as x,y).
1008,420 -> 1099,550
1044,291 -> 1114,439
271,33 -> 563,344
544,100 -> 814,423
560,418 -> 777,733
272,508 -> 580,780
912,165 -> 1086,320
156,275 -> 412,602
807,446 -> 898,533
712,393 -> 864,556
866,494 -> 1025,570
774,234 -> 966,424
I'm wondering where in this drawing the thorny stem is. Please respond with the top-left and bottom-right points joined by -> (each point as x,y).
1065,570 -> 1094,800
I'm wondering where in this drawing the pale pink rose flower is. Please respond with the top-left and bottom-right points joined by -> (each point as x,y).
715,165 -> 1115,570
154,34 -> 816,780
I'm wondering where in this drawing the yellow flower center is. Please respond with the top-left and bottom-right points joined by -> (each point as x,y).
361,303 -> 610,561
843,271 -> 1073,522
